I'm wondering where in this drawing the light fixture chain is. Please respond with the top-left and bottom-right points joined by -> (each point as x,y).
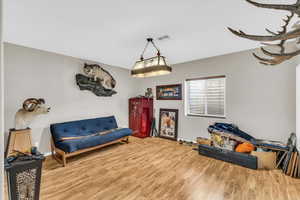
140,41 -> 150,60
150,40 -> 160,54
140,38 -> 161,60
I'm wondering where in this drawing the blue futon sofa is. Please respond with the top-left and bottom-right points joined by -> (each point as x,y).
50,116 -> 132,166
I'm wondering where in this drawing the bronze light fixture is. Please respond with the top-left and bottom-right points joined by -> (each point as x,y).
131,38 -> 172,78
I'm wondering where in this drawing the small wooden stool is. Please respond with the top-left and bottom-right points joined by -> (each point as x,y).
6,128 -> 33,157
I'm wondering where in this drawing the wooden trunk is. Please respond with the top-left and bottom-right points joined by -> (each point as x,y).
6,128 -> 33,157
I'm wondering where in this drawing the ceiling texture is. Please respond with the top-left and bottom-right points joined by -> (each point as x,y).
3,0 -> 295,69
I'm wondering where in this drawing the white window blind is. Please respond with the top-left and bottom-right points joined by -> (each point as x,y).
186,76 -> 225,118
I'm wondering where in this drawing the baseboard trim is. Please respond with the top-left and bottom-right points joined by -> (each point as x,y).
43,152 -> 51,157
177,137 -> 196,143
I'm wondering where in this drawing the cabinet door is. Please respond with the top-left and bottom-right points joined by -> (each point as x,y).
140,98 -> 153,137
140,107 -> 150,137
129,99 -> 141,135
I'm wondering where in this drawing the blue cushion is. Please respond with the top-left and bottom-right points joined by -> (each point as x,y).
50,116 -> 118,143
208,123 -> 255,141
54,128 -> 132,153
50,116 -> 132,153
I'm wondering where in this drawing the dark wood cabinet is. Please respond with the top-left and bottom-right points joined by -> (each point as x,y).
129,97 -> 153,138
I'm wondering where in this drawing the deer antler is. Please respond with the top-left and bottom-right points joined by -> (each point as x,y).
251,13 -> 297,65
277,14 -> 294,53
253,48 -> 295,65
228,0 -> 300,65
256,13 -> 299,65
227,27 -> 300,42
245,0 -> 298,13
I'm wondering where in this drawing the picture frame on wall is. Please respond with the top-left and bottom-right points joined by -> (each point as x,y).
158,109 -> 178,141
156,84 -> 182,100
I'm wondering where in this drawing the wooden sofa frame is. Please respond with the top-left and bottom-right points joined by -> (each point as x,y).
50,136 -> 129,167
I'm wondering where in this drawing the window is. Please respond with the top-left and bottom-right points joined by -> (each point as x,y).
185,76 -> 226,118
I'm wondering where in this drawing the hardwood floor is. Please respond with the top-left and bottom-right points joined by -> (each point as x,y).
7,137 -> 300,200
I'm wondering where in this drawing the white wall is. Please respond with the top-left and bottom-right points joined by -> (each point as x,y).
297,65 -> 300,149
0,0 -> 4,198
136,50 -> 296,143
4,42 -> 296,156
4,43 -> 138,154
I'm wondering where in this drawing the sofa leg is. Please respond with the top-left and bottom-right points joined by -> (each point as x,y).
62,154 -> 67,167
51,152 -> 64,166
122,137 -> 129,144
51,149 -> 55,160
50,140 -> 55,159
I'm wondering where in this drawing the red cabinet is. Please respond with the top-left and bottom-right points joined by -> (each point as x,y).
129,97 -> 153,138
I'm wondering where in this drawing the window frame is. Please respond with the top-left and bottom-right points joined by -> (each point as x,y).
185,75 -> 226,119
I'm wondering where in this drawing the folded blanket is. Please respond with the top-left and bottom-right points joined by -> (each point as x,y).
59,128 -> 122,141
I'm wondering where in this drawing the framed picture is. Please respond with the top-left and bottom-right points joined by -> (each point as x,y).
158,109 -> 178,141
156,84 -> 182,100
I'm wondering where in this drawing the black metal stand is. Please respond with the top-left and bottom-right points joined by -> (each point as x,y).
5,154 -> 44,200
150,118 -> 158,137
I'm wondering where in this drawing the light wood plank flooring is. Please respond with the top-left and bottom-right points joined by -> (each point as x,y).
7,137 -> 300,200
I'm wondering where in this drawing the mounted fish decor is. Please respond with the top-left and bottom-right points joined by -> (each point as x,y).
76,63 -> 117,96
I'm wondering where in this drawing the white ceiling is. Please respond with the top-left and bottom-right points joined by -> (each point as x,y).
3,0 -> 296,69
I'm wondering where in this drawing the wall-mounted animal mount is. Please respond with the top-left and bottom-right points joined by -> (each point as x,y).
76,63 -> 117,96
228,0 -> 300,65
15,98 -> 51,130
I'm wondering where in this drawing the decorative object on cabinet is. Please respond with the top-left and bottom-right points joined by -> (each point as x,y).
158,109 -> 178,141
145,88 -> 153,98
76,63 -> 117,96
129,97 -> 153,138
15,98 -> 50,130
8,98 -> 50,157
156,84 -> 182,100
131,38 -> 172,78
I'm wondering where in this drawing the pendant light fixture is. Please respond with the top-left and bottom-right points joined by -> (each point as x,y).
131,38 -> 172,78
